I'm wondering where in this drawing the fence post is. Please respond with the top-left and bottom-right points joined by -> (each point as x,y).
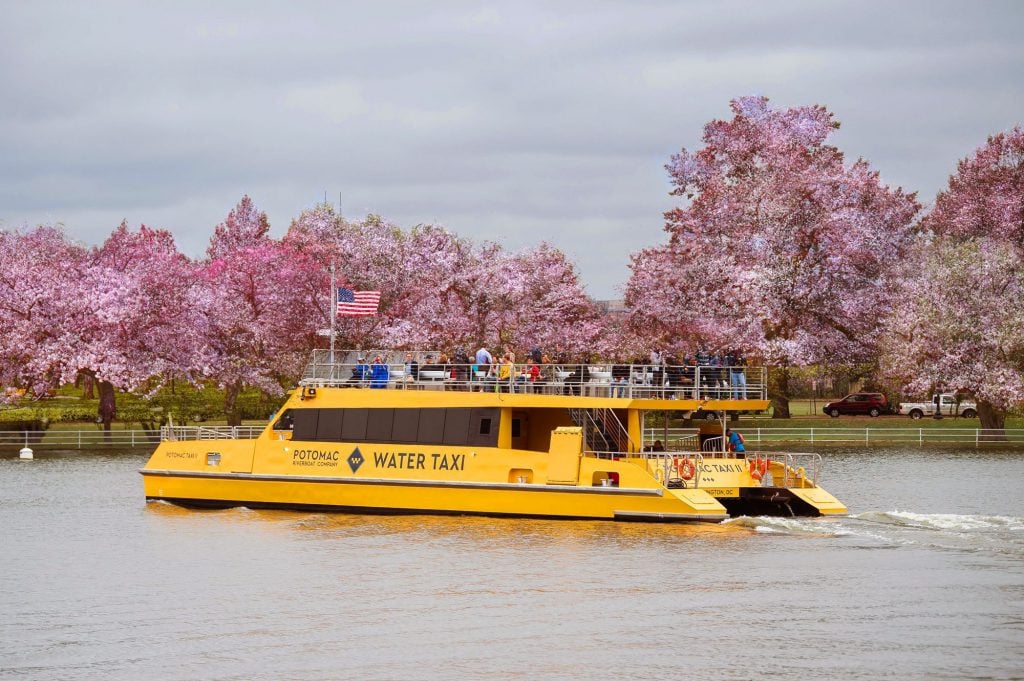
865,428 -> 870,446
919,429 -> 923,445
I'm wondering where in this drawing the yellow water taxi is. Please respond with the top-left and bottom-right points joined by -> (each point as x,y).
140,352 -> 847,522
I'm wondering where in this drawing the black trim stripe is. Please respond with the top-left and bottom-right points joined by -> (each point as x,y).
139,468 -> 664,496
145,498 -> 720,523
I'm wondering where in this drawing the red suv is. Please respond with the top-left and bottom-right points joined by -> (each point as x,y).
823,393 -> 890,418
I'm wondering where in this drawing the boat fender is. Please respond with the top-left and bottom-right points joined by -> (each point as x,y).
675,457 -> 695,481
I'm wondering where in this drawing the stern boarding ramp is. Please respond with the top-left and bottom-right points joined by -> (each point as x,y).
299,350 -> 768,400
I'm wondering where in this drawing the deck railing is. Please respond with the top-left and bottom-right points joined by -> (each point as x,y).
0,426 -> 265,449
299,350 -> 768,401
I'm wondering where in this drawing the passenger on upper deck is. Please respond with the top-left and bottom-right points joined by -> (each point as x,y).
650,348 -> 665,399
475,347 -> 493,374
350,357 -> 370,386
404,352 -> 419,383
497,355 -> 513,392
370,356 -> 390,388
611,363 -> 630,398
540,354 -> 555,394
453,348 -> 471,382
521,357 -> 540,393
726,349 -> 747,399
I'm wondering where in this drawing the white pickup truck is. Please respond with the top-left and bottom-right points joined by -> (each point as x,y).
897,393 -> 977,419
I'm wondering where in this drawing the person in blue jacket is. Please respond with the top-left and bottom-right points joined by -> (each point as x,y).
726,428 -> 745,453
370,356 -> 390,388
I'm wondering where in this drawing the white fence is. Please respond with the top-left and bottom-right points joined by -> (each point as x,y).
4,426 -> 1024,450
0,426 -> 264,449
644,427 -> 1024,448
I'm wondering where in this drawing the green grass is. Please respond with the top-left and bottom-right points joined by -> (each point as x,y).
0,382 -> 287,429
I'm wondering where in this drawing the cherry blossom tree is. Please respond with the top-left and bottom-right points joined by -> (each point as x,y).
201,198 -> 311,425
0,226 -> 88,399
75,222 -> 205,432
626,96 -> 920,416
284,207 -> 606,355
882,128 -> 1024,431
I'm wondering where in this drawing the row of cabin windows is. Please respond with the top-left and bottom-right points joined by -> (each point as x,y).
276,407 -> 501,447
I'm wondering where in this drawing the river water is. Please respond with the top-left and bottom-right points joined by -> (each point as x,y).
1,447 -> 1022,681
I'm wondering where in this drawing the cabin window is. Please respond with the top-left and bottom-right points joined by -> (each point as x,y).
287,407 -> 498,447
272,409 -> 294,431
292,409 -> 319,441
442,408 -> 471,445
392,409 -> 420,443
315,408 -> 344,441
341,408 -> 368,441
366,409 -> 395,441
511,418 -> 521,438
418,409 -> 447,444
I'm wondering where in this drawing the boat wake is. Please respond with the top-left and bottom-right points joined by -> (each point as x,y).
840,511 -> 1024,557
725,511 -> 1024,559
725,515 -> 852,537
854,510 -> 1024,532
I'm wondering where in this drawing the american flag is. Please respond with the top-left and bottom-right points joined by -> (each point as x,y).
337,287 -> 381,316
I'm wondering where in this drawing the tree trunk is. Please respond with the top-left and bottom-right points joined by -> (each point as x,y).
98,380 -> 116,442
79,371 -> 95,399
977,400 -> 1007,440
224,382 -> 242,427
769,365 -> 791,419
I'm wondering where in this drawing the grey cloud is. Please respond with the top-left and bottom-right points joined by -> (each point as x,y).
1,0 -> 1022,297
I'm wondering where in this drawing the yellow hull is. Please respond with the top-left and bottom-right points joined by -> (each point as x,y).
142,472 -> 726,521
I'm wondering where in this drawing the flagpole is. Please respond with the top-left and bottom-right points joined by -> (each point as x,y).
329,264 -> 336,374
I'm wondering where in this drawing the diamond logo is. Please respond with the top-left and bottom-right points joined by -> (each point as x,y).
348,447 -> 364,473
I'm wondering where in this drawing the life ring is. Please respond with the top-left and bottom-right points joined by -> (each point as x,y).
676,457 -> 695,481
748,457 -> 769,480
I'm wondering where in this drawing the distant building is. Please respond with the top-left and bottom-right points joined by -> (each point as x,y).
594,299 -> 627,321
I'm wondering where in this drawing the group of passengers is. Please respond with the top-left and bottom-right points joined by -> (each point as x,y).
349,355 -> 392,388
347,346 -> 749,398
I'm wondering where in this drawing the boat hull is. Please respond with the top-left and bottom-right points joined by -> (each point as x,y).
141,469 -> 727,522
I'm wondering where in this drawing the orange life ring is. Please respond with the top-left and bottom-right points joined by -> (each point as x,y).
676,457 -> 695,481
748,457 -> 768,480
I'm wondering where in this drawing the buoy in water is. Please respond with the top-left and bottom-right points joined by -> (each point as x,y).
19,446 -> 34,459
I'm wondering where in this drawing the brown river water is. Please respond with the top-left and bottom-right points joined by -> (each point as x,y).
1,447 -> 1023,680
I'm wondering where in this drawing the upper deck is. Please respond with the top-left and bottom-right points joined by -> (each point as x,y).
298,350 -> 768,406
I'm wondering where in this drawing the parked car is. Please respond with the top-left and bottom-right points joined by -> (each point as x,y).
822,393 -> 890,417
897,393 -> 977,420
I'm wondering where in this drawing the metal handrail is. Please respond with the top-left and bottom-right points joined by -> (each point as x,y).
0,427 -> 265,449
642,451 -> 706,488
299,350 -> 769,401
746,452 -> 823,487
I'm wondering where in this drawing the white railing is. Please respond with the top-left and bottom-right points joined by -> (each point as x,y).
0,426 -> 264,449
161,426 -> 264,441
6,426 -> 1022,451
299,350 -> 769,401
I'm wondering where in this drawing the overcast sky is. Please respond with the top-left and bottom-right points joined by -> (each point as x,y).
2,1 -> 1022,299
